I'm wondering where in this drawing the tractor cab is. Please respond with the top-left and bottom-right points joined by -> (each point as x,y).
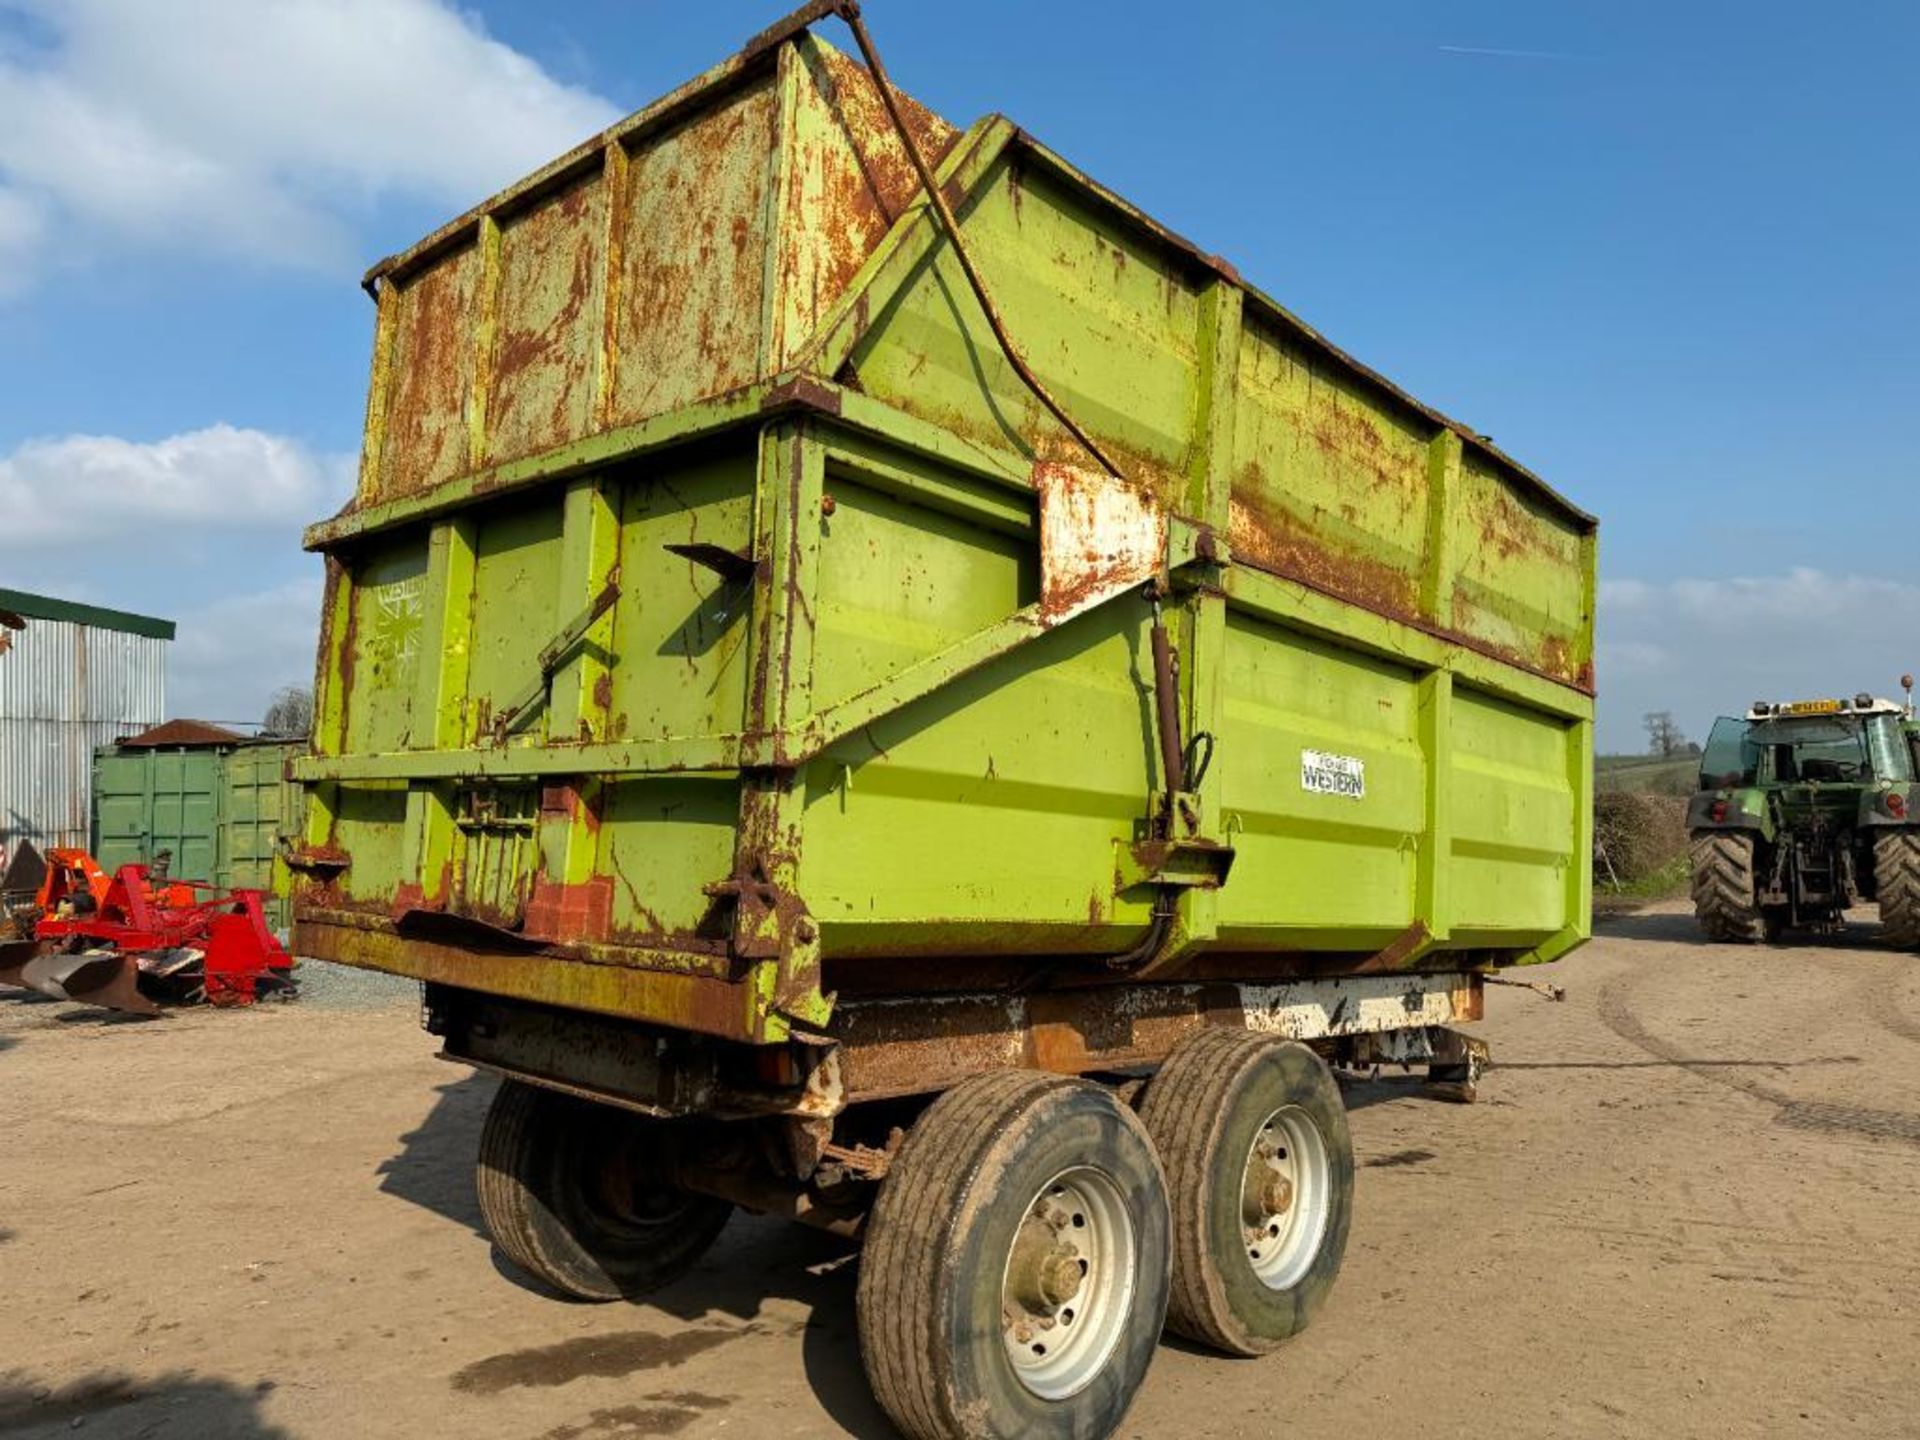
1699,697 -> 1915,792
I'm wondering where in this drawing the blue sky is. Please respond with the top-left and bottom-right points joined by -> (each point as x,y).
1,0 -> 1914,748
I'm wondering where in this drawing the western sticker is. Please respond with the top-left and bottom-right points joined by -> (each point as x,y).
1301,749 -> 1365,799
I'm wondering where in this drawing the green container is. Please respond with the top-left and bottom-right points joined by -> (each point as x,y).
223,742 -> 303,926
293,26 -> 1595,1046
94,740 -> 305,930
94,746 -> 223,884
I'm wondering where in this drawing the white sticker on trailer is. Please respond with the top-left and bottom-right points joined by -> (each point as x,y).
1301,749 -> 1366,799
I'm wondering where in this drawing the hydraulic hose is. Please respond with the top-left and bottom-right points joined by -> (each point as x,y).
1107,589 -> 1186,972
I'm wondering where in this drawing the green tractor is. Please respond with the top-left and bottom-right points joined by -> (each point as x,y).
1688,684 -> 1920,944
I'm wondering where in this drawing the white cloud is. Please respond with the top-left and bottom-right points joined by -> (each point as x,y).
1598,568 -> 1920,751
0,0 -> 621,281
169,574 -> 325,723
0,424 -> 342,722
0,423 -> 354,547
0,186 -> 48,291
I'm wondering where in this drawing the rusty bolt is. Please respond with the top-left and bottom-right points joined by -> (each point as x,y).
820,493 -> 837,517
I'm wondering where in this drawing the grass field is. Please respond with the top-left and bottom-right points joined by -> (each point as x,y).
1596,753 -> 1698,796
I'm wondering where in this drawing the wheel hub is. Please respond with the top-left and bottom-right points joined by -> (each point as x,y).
1242,1165 -> 1294,1227
1242,1107 -> 1333,1291
1006,1212 -> 1085,1311
999,1167 -> 1136,1401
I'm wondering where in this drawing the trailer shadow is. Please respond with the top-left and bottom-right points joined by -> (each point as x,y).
1596,907 -> 1890,952
376,1071 -> 496,1238
375,1071 -> 901,1437
1594,909 -> 1729,945
0,1368 -> 292,1439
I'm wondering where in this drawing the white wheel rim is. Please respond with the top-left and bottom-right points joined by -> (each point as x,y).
1242,1106 -> 1331,1290
999,1166 -> 1137,1401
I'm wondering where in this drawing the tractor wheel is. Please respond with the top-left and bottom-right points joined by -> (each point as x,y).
1137,1030 -> 1353,1356
476,1081 -> 731,1302
1874,832 -> 1920,948
1689,832 -> 1777,943
856,1070 -> 1170,1440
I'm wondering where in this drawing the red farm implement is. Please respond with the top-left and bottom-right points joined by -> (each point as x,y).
0,847 -> 295,1015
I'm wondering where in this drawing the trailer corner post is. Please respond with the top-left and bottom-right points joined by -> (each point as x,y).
732,418 -> 831,1041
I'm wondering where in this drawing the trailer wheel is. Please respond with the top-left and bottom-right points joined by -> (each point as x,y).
1137,1029 -> 1353,1357
1875,831 -> 1920,947
476,1081 -> 731,1302
1688,832 -> 1778,943
856,1070 -> 1170,1440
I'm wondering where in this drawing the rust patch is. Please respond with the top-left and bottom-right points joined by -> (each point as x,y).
776,41 -> 961,366
1347,921 -> 1430,974
1034,461 -> 1165,623
524,875 -> 616,944
389,882 -> 429,925
761,374 -> 843,415
1230,485 -> 1592,695
1305,397 -> 1418,502
1229,489 -> 1420,621
300,911 -> 748,1037
486,173 -> 605,466
610,77 -> 778,426
378,245 -> 480,501
389,860 -> 455,923
739,0 -> 841,61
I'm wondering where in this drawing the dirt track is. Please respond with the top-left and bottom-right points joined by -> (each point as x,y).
4,900 -> 1918,1439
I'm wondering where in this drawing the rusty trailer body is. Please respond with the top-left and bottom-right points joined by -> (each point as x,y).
294,8 -> 1593,1434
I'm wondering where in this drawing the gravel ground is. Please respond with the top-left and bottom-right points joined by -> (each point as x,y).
3,902 -> 1918,1439
289,958 -> 420,1011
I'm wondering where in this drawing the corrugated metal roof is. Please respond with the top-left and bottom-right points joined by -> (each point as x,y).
0,612 -> 167,851
0,588 -> 176,640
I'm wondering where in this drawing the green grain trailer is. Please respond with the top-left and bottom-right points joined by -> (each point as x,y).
293,7 -> 1595,1435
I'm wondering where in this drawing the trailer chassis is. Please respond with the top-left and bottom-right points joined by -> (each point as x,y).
429,969 -> 1487,1220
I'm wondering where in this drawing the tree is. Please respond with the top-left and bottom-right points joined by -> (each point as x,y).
1643,710 -> 1687,758
262,685 -> 314,739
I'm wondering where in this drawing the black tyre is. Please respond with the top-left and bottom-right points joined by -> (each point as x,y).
1137,1030 -> 1354,1356
856,1070 -> 1171,1440
1875,831 -> 1920,947
475,1081 -> 731,1302
1689,831 -> 1775,943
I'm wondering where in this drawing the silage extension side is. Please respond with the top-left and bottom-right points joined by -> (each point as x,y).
292,8 -> 1595,1437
